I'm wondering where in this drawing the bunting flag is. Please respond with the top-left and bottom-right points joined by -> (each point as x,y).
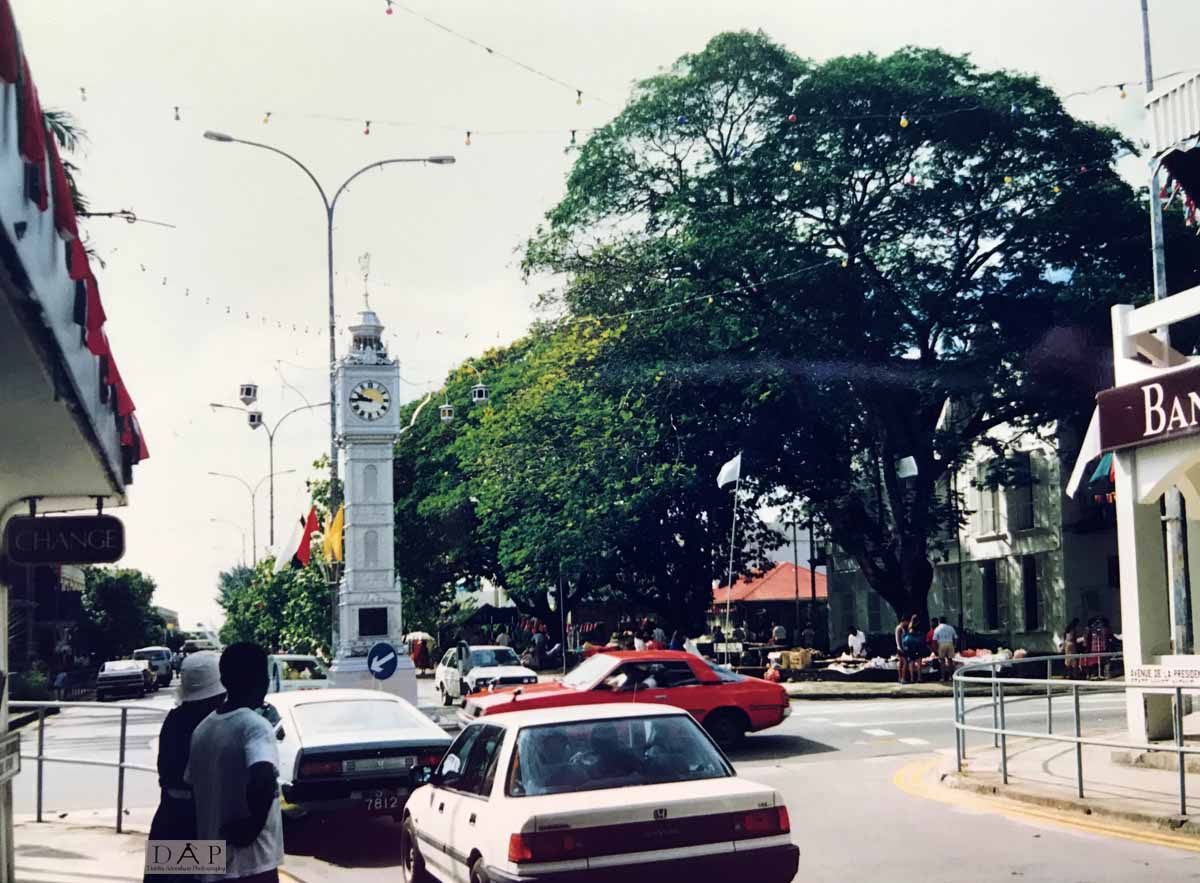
272,513 -> 304,575
322,505 -> 344,563
296,507 -> 319,567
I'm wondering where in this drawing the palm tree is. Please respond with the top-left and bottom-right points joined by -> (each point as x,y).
42,108 -> 88,216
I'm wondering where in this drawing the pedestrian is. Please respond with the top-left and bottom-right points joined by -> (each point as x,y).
652,624 -> 667,646
932,617 -> 957,681
145,652 -> 227,883
496,627 -> 511,647
645,631 -> 662,651
633,631 -> 646,651
801,621 -> 816,648
531,627 -> 548,667
1063,618 -> 1082,678
894,615 -> 910,683
847,625 -> 867,658
669,629 -> 685,651
185,643 -> 283,883
926,617 -> 938,650
901,624 -> 928,684
771,622 -> 788,645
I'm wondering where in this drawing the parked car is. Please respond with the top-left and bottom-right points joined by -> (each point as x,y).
400,703 -> 798,883
434,645 -> 537,706
133,646 -> 174,687
96,659 -> 153,701
260,688 -> 451,822
181,638 -> 219,658
460,650 -> 790,749
268,654 -> 331,694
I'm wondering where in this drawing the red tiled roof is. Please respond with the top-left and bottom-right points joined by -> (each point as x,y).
712,562 -> 827,606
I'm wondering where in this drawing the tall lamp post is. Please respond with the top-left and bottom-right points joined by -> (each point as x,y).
209,517 -> 248,566
207,469 -> 296,563
202,130 -> 454,515
209,395 -> 330,545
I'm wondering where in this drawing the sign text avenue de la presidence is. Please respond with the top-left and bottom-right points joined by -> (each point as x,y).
1098,363 -> 1200,453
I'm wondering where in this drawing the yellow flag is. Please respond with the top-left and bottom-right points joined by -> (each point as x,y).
323,506 -> 345,562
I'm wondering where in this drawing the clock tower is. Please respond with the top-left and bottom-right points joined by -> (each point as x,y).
328,303 -> 415,701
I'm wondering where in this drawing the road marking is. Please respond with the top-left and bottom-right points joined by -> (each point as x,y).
897,737 -> 929,746
893,756 -> 1200,853
862,728 -> 895,736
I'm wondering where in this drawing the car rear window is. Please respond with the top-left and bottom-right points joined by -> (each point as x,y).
134,650 -> 169,661
291,700 -> 423,736
279,658 -> 327,680
102,661 -> 142,673
506,715 -> 731,797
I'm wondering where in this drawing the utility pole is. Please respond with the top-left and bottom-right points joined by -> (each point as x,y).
792,522 -> 801,640
1141,0 -> 1192,655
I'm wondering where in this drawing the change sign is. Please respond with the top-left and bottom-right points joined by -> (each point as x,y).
3,515 -> 125,565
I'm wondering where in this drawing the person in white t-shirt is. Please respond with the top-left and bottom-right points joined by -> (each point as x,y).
847,626 -> 868,658
932,618 -> 958,681
185,642 -> 282,883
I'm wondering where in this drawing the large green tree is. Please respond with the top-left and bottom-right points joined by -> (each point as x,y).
77,567 -> 164,660
217,561 -> 331,656
524,31 -> 1198,623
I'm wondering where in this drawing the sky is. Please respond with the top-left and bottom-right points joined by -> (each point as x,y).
13,0 -> 1200,630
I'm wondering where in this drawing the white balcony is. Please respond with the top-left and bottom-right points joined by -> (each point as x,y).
1148,73 -> 1200,160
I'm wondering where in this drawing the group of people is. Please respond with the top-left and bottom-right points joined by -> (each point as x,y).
1062,615 -> 1117,678
146,642 -> 283,882
894,614 -> 958,684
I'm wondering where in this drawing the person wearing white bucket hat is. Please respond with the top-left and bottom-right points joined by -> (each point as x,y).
144,651 -> 226,883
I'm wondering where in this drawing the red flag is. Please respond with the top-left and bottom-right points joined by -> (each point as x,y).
296,507 -> 319,566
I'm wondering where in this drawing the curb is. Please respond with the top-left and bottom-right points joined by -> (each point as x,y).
785,684 -> 1051,700
8,706 -> 59,731
941,770 -> 1200,837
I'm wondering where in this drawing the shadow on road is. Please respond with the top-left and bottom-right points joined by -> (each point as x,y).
284,814 -> 403,868
727,733 -> 838,764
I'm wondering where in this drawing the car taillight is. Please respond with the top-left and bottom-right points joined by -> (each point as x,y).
734,806 -> 789,839
507,831 -> 579,863
298,759 -> 341,779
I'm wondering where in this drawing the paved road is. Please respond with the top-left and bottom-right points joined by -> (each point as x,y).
15,683 -> 1199,881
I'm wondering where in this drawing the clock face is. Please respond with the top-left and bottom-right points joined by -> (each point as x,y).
349,380 -> 391,422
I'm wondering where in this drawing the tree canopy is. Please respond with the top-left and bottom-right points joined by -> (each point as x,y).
77,567 -> 164,660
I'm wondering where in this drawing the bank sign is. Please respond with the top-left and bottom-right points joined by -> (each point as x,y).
1098,363 -> 1200,452
3,515 -> 125,565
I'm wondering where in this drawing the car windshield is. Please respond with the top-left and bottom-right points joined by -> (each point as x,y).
561,654 -> 617,690
468,648 -> 520,668
280,658 -> 327,680
101,661 -> 141,673
133,650 -> 168,661
506,715 -> 731,797
291,700 -> 422,736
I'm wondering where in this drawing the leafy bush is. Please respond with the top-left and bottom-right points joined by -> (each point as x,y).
10,671 -> 52,701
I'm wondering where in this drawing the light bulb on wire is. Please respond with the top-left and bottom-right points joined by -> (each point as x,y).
792,161 -> 803,173
576,90 -> 583,106
263,111 -> 271,125
173,106 -> 180,122
363,120 -> 371,136
385,0 -> 394,13
465,130 -> 472,146
1119,83 -> 1127,99
899,113 -> 910,128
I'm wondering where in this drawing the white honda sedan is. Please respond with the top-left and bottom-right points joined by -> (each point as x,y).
400,703 -> 798,883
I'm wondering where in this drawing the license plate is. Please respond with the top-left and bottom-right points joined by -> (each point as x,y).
362,789 -> 403,813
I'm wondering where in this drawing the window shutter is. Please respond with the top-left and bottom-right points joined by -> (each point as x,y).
977,464 -> 994,534
1036,555 -> 1047,629
996,559 -> 1011,635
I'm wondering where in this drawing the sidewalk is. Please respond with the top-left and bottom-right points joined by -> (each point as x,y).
13,808 -> 304,882
945,733 -> 1200,836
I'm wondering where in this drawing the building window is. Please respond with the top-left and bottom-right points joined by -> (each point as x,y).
1008,451 -> 1036,532
1022,555 -> 1041,631
976,463 -> 1001,536
866,592 -> 882,633
981,560 -> 1001,630
358,607 -> 388,637
363,530 -> 379,568
940,566 -> 960,625
363,464 -> 379,501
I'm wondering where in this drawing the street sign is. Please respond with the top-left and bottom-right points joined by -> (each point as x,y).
1127,663 -> 1200,691
0,732 -> 20,784
3,515 -> 124,565
367,641 -> 399,681
1097,363 -> 1200,452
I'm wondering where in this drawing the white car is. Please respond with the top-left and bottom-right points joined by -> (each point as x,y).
260,688 -> 452,821
268,654 -> 332,693
434,645 -> 537,705
399,703 -> 799,883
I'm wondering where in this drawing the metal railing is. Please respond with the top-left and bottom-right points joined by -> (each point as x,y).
952,652 -> 1200,816
11,700 -> 167,832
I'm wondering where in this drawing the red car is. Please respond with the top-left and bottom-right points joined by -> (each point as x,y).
459,650 -> 790,748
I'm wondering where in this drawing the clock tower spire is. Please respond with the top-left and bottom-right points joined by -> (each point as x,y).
329,303 -> 415,700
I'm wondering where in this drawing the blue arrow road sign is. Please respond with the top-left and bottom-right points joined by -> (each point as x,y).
367,642 -> 398,681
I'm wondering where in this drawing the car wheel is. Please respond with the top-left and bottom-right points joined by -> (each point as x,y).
704,709 -> 747,750
470,856 -> 490,883
400,816 -> 429,883
137,688 -> 146,699
439,684 -> 453,707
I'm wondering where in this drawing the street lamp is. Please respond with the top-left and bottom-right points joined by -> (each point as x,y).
210,517 -> 248,566
207,469 -> 296,563
209,398 -> 329,545
202,130 -> 455,516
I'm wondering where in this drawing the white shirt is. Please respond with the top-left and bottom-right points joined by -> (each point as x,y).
185,707 -> 283,881
633,637 -> 646,651
848,630 -> 867,657
933,623 -> 957,644
496,633 -> 510,646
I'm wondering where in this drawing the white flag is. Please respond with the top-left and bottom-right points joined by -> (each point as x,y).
271,516 -> 304,575
717,452 -> 742,489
